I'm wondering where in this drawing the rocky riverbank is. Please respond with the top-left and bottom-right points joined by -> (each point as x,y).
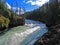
34,24 -> 60,45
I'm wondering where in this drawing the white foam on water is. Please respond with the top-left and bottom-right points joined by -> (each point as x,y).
25,23 -> 34,27
10,26 -> 41,45
0,20 -> 47,45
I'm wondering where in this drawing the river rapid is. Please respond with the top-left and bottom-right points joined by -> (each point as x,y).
0,19 -> 48,45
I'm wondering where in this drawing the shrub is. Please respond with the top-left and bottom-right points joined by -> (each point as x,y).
0,15 -> 10,29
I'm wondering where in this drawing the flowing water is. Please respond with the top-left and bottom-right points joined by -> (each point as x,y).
0,19 -> 48,45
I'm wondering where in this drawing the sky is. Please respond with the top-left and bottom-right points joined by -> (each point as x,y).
6,0 -> 49,12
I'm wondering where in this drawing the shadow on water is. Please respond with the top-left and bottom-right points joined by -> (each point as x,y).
0,28 -> 10,36
0,25 -> 23,36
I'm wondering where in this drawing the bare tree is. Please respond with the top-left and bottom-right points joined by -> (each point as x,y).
11,2 -> 13,12
23,7 -> 26,13
15,1 -> 18,14
19,7 -> 21,15
0,0 -> 5,3
0,0 -> 2,2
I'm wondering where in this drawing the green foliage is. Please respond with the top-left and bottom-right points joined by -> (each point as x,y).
26,1 -> 59,27
4,18 -> 10,28
0,1 -> 25,31
0,1 -> 5,10
0,15 -> 10,28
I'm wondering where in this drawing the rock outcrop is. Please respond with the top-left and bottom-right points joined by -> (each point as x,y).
34,24 -> 60,45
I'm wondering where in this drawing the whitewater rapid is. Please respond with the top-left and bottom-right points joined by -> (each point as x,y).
10,26 -> 40,45
0,20 -> 48,45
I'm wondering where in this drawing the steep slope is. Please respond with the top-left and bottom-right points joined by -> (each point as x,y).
0,1 -> 25,31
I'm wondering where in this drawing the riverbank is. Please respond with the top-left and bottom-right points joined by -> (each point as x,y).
0,2 -> 25,32
0,20 -> 48,45
34,24 -> 60,45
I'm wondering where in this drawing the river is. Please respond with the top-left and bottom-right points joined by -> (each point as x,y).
0,19 -> 48,45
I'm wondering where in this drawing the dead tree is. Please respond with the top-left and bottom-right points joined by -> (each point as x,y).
15,1 -> 18,14
19,7 -> 21,15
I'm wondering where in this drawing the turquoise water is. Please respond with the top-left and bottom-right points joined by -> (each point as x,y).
20,20 -> 48,45
20,27 -> 48,45
0,20 -> 48,45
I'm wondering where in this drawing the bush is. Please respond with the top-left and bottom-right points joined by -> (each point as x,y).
0,15 -> 10,30
0,1 -> 25,30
